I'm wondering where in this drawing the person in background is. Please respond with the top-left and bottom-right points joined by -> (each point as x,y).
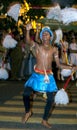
18,36 -> 30,80
61,35 -> 69,64
69,36 -> 77,80
58,34 -> 69,81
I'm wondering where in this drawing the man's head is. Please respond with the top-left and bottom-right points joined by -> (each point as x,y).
71,36 -> 76,43
40,26 -> 53,43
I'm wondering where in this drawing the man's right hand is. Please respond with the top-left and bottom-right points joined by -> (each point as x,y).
36,23 -> 41,30
26,23 -> 32,31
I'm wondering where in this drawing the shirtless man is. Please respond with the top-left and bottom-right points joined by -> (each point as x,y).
22,23 -> 76,128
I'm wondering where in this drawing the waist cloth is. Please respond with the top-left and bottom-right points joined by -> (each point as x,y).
24,68 -> 58,93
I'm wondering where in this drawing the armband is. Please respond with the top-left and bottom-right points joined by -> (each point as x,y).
30,44 -> 35,51
54,55 -> 58,58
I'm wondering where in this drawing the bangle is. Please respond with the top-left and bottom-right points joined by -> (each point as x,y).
70,66 -> 73,69
36,29 -> 40,32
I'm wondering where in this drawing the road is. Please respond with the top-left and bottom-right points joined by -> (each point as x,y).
0,80 -> 77,130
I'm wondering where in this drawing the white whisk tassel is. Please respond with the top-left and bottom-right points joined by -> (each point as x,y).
54,88 -> 69,105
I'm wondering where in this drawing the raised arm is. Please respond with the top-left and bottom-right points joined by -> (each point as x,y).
25,23 -> 39,57
35,23 -> 41,43
25,23 -> 35,46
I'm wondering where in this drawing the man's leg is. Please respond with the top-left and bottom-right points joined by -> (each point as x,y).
22,87 -> 33,123
42,92 -> 54,128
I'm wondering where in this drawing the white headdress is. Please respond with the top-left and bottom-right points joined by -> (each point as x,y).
7,3 -> 21,21
0,68 -> 9,80
54,28 -> 63,43
46,4 -> 77,25
2,34 -> 18,49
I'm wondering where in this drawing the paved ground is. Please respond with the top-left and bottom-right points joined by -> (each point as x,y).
0,79 -> 77,130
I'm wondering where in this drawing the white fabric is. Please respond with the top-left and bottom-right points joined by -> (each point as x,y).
7,4 -> 21,21
46,4 -> 61,21
54,28 -> 63,43
46,5 -> 77,25
2,34 -> 18,49
69,43 -> 77,65
0,68 -> 9,80
61,7 -> 77,25
61,69 -> 72,77
54,88 -> 69,105
4,63 -> 11,70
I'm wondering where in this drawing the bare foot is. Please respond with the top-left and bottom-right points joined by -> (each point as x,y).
41,120 -> 52,128
22,111 -> 32,123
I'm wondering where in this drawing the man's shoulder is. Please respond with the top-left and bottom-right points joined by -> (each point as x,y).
51,45 -> 58,50
52,46 -> 58,54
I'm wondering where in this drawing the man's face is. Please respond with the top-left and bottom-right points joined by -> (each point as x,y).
42,31 -> 51,41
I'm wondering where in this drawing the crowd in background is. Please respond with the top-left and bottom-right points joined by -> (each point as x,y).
0,27 -> 77,81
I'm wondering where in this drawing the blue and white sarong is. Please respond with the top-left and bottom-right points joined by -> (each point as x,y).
24,72 -> 58,93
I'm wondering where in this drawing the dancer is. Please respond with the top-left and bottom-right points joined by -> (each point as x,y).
22,23 -> 76,128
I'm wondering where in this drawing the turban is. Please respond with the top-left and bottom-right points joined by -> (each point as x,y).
40,26 -> 53,42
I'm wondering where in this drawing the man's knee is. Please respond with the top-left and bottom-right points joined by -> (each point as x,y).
47,92 -> 54,103
23,87 -> 33,96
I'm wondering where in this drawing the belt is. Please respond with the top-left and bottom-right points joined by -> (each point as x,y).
34,67 -> 53,74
